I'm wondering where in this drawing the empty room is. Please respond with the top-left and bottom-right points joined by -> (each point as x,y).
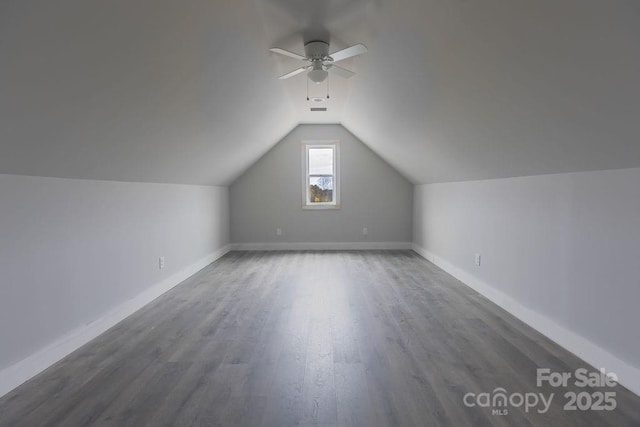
1,0 -> 639,426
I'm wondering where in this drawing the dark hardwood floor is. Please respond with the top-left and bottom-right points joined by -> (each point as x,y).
1,251 -> 639,426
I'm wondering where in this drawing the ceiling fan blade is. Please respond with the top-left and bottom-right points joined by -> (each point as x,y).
327,64 -> 355,79
278,66 -> 309,79
329,43 -> 367,62
269,47 -> 307,61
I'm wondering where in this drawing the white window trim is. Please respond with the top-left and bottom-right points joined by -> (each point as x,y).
302,141 -> 340,209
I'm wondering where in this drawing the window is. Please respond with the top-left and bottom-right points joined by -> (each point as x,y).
302,142 -> 340,209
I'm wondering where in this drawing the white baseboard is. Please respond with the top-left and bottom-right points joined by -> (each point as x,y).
0,244 -> 231,399
412,243 -> 640,397
230,241 -> 412,251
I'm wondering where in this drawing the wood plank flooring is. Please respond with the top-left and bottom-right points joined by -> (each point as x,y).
1,250 -> 639,426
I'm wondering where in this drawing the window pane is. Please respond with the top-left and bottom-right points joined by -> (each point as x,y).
309,176 -> 333,203
308,148 -> 333,175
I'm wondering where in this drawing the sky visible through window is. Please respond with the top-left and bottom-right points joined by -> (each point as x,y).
309,176 -> 333,190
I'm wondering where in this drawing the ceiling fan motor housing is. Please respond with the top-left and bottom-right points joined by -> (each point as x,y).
304,41 -> 331,61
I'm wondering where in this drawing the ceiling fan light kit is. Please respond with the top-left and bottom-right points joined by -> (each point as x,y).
307,62 -> 329,83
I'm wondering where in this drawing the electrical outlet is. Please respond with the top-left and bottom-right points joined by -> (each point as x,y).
159,256 -> 165,269
475,253 -> 481,267
276,228 -> 282,236
362,227 -> 368,235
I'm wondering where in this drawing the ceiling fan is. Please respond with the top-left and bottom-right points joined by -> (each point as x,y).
269,41 -> 367,83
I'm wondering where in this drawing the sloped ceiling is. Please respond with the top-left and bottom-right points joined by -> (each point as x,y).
0,0 -> 297,185
1,0 -> 639,185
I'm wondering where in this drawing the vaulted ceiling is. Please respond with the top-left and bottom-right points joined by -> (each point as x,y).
1,0 -> 639,185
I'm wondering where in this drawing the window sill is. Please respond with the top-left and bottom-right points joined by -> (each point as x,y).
303,204 -> 341,210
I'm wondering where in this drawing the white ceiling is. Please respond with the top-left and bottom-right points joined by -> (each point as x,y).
1,0 -> 639,185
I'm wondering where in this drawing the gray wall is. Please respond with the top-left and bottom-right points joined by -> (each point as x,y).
230,124 -> 412,246
0,174 -> 229,371
413,167 -> 640,391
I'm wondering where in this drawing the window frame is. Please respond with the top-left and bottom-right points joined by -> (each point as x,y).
302,141 -> 340,209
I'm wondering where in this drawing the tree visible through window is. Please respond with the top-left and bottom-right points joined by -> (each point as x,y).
303,142 -> 339,208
